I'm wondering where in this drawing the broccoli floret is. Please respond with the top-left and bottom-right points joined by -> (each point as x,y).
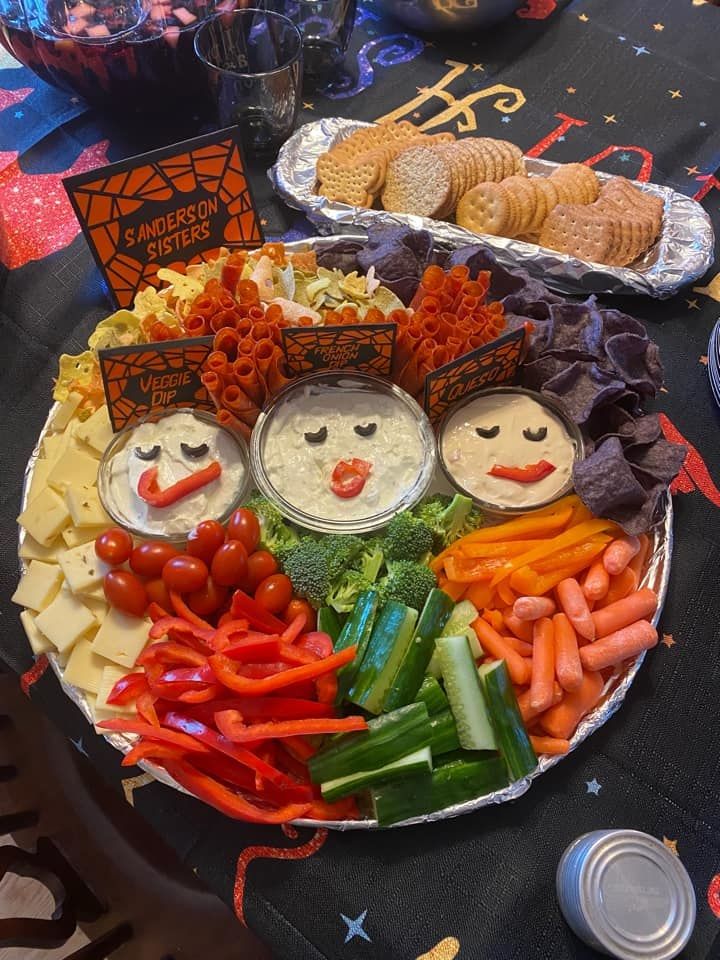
377,560 -> 436,611
281,536 -> 332,607
326,540 -> 385,613
242,493 -> 300,557
413,494 -> 483,551
315,534 -> 364,581
383,511 -> 434,562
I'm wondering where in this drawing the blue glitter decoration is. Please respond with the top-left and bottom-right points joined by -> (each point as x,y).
321,33 -> 424,99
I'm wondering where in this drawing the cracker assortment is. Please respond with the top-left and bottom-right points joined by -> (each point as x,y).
314,123 -> 664,269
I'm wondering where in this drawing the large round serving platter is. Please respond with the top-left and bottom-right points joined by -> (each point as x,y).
17,236 -> 673,830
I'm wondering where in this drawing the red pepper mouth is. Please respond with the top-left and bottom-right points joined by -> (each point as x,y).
330,458 -> 372,499
137,461 -> 222,508
487,460 -> 557,483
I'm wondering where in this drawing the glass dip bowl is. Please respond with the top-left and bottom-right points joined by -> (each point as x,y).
98,408 -> 250,541
437,386 -> 585,516
251,372 -> 436,535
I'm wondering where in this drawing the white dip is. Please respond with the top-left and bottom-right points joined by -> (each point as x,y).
441,392 -> 577,509
261,385 -> 427,521
105,411 -> 246,535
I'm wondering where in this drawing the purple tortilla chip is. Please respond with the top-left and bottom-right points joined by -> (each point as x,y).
543,361 -> 627,425
600,308 -> 649,341
356,226 -> 434,304
619,412 -> 663,451
447,244 -> 561,304
627,436 -> 686,484
605,333 -> 664,397
316,240 -> 363,276
585,403 -> 637,444
520,354 -> 568,391
543,298 -> 604,360
572,437 -> 648,524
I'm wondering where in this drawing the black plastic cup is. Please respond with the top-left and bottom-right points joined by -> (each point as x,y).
277,0 -> 356,78
194,8 -> 303,156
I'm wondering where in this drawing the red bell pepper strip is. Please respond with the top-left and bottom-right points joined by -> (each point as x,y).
281,614 -> 307,645
488,459 -> 556,483
192,753 -> 315,806
277,642 -> 317,665
211,619 -> 252,652
306,796 -> 360,821
215,711 -> 367,743
297,631 -> 334,660
221,636 -> 282,663
210,645 -> 357,696
161,712 -> 293,787
139,641 -> 209,668
106,671 -> 148,706
176,684 -> 222,704
137,461 -> 222,508
156,758 -> 311,824
230,590 -> 286,633
137,690 -> 160,727
178,697 -> 335,726
282,736 -> 318,762
330,458 -> 372,499
157,665 -> 215,685
147,601 -> 170,623
315,671 -> 338,704
97,718 -> 212,753
276,743 -> 312,783
121,741 -> 187,767
169,590 -> 214,631
148,617 -> 215,651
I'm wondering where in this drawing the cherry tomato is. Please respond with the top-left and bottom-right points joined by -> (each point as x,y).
210,540 -> 248,587
130,541 -> 180,579
162,555 -> 209,593
246,550 -> 279,592
95,528 -> 133,566
145,578 -> 172,611
187,579 -> 228,617
226,508 -> 261,553
186,519 -> 226,564
255,573 -> 293,614
284,598 -> 316,631
104,570 -> 148,618
330,458 -> 372,499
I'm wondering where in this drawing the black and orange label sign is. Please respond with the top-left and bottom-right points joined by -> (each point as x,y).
282,324 -> 396,377
99,337 -> 214,432
424,328 -> 525,421
64,127 -> 263,309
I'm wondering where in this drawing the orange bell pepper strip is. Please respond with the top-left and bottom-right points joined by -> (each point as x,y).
459,539 -> 548,559
510,550 -> 609,597
444,555 -> 506,583
464,581 -> 495,609
532,537 -> 610,574
496,579 -> 517,607
437,577 -> 467,602
526,493 -> 580,517
490,518 -> 617,587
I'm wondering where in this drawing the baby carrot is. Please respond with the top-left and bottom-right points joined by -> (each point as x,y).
496,579 -> 517,607
530,618 -> 555,712
603,535 -> 641,575
472,617 -> 532,685
579,621 -> 658,672
556,578 -> 595,641
628,533 -> 651,584
595,567 -> 637,608
514,596 -> 556,621
501,634 -> 534,657
482,608 -> 505,633
540,670 -> 604,739
502,610 -> 533,644
517,683 -> 563,724
582,561 -> 609,602
530,735 -> 571,756
553,612 -> 583,692
591,587 -> 658,638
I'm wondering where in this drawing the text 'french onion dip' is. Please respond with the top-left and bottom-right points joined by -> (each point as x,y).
441,391 -> 579,510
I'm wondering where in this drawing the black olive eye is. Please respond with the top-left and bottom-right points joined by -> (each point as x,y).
475,425 -> 500,439
181,442 -> 210,458
354,422 -> 377,437
134,444 -> 161,461
304,426 -> 328,444
523,426 -> 548,442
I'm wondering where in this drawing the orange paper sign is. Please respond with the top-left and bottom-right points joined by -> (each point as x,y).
64,127 -> 263,308
282,324 -> 396,377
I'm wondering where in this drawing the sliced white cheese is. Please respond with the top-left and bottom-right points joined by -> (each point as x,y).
92,608 -> 151,668
25,458 -> 52,505
75,405 -> 113,455
61,524 -> 108,548
58,540 -> 110,595
51,392 -> 83,432
42,427 -> 82,466
47,448 -> 99,494
34,589 -> 97,654
17,487 -> 71,546
95,664 -> 136,715
74,581 -> 106,601
62,637 -> 108,694
19,534 -> 62,563
20,609 -> 54,655
11,561 -> 64,611
65,485 -> 111,528
82,594 -> 108,621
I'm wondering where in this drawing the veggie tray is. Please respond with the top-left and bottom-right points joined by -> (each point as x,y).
270,117 -> 714,299
14,232 -> 683,829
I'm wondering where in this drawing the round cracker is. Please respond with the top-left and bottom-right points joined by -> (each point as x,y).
457,181 -> 513,236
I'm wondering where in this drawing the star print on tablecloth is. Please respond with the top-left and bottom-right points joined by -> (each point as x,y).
686,166 -> 700,175
668,90 -> 682,99
662,633 -> 676,648
260,218 -> 268,227
586,778 -> 602,796
653,22 -> 665,31
121,772 -> 154,806
302,102 -> 314,110
687,299 -> 700,310
619,153 -> 632,162
700,121 -> 707,127
472,63 -> 484,71
70,736 -> 88,757
577,13 -> 588,22
341,910 -> 371,944
663,837 -> 679,856
501,117 -> 511,123
633,45 -> 651,56
604,115 -> 618,124
618,35 -> 626,41
14,110 -> 24,119
566,86 -> 576,94
699,355 -> 709,366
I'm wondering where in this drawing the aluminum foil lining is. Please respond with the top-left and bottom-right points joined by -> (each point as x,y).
18,240 -> 673,830
270,117 -> 714,299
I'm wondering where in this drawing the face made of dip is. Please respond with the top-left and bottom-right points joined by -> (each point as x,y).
105,411 -> 246,536
260,384 -> 427,522
441,392 -> 578,509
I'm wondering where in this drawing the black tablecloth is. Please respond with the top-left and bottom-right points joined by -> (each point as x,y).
2,2 -> 720,958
